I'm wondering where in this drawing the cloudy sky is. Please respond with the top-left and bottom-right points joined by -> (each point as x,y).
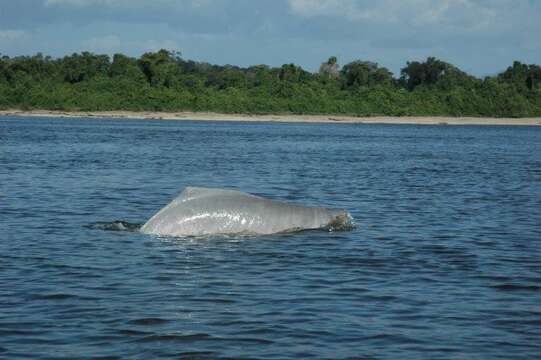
0,0 -> 539,76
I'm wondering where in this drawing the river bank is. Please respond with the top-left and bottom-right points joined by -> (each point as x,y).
1,109 -> 541,125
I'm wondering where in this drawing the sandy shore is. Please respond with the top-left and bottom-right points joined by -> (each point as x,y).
1,109 -> 541,126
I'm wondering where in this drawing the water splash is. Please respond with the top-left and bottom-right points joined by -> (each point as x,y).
325,212 -> 356,232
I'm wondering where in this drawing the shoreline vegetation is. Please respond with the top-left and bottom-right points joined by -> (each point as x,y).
2,109 -> 540,126
1,50 -> 540,119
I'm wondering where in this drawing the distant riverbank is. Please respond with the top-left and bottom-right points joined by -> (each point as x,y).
2,109 -> 541,126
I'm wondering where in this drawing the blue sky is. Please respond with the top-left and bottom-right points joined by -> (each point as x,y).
0,0 -> 539,76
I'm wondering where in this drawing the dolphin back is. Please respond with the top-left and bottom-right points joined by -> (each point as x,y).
140,187 -> 352,237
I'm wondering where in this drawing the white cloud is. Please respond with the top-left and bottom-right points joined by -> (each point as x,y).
141,39 -> 180,52
0,29 -> 26,41
191,0 -> 211,8
411,0 -> 498,29
45,0 -> 106,5
45,0 -> 209,8
82,35 -> 121,52
288,0 -> 352,18
288,0 -> 505,31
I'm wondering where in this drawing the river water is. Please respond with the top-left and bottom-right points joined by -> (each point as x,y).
1,117 -> 540,359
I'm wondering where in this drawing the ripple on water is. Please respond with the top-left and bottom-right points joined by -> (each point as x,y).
1,119 -> 541,359
491,284 -> 541,292
127,318 -> 172,326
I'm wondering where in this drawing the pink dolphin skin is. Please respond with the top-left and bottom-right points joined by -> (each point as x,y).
140,187 -> 353,237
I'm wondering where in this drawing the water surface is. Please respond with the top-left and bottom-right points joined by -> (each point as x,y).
1,117 -> 540,359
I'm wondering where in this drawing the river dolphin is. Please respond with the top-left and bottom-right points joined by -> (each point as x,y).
140,187 -> 353,237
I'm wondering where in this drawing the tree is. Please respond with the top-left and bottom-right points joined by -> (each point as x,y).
340,60 -> 393,89
279,63 -> 310,83
319,56 -> 339,78
246,65 -> 272,88
0,50 -> 540,117
498,61 -> 541,91
400,57 -> 474,91
59,52 -> 110,83
137,49 -> 180,86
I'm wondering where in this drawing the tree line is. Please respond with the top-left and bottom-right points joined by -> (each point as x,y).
1,49 -> 540,117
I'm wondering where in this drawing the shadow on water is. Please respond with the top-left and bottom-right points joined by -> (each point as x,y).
84,215 -> 356,237
84,221 -> 143,232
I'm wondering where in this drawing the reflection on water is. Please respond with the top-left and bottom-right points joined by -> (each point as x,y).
1,117 -> 541,359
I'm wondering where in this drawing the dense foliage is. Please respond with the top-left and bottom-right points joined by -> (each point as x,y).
1,50 -> 540,117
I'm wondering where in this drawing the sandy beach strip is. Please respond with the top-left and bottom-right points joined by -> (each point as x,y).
1,109 -> 541,126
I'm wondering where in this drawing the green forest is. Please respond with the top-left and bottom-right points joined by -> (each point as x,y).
1,50 -> 540,117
